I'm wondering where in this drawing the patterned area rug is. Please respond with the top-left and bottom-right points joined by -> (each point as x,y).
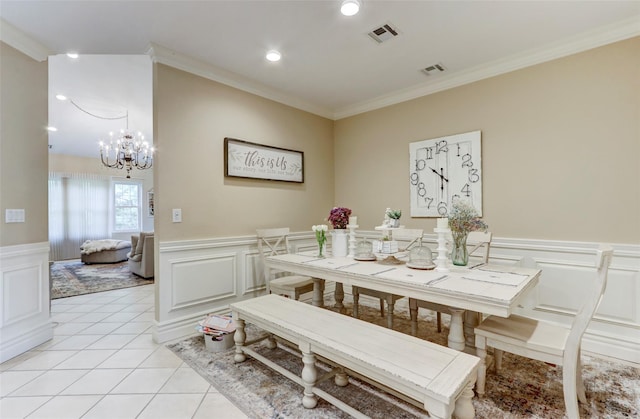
50,260 -> 153,299
167,300 -> 639,419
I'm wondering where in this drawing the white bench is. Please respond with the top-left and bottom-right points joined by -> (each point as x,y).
230,294 -> 480,419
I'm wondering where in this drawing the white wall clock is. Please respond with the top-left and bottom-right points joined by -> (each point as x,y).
409,130 -> 482,217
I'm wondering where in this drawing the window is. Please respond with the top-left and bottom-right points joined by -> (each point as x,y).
113,180 -> 142,232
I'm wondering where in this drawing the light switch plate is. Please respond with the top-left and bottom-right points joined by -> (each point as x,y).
172,208 -> 182,223
5,209 -> 25,223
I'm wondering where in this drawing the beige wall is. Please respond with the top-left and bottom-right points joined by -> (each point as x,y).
48,154 -> 155,234
334,37 -> 640,244
154,64 -> 335,241
0,43 -> 48,247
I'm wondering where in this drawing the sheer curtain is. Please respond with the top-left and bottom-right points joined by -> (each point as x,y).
48,172 -> 110,261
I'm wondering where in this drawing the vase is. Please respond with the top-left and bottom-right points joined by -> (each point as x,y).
332,229 -> 348,257
316,241 -> 326,258
451,230 -> 469,266
389,219 -> 400,228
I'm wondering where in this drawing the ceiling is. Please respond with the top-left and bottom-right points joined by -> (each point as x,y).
1,1 -> 639,158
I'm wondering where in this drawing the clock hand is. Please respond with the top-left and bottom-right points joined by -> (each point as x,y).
429,167 -> 449,182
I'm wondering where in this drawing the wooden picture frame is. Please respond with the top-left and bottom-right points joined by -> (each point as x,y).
224,137 -> 304,183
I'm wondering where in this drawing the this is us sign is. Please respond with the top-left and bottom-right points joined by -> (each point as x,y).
224,138 -> 304,183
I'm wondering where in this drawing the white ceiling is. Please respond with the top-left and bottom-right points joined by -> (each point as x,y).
1,1 -> 639,158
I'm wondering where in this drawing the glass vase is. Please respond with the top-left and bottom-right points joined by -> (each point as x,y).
316,240 -> 326,258
451,231 -> 469,266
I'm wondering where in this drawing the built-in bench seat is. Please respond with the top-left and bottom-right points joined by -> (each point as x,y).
230,294 -> 480,419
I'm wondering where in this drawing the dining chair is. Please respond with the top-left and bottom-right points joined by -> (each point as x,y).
474,245 -> 613,419
409,231 -> 492,335
352,228 -> 424,329
256,227 -> 315,300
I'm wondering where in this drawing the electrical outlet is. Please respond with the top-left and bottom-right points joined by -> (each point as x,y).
172,208 -> 182,223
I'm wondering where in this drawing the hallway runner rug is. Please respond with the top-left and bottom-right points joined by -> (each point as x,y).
50,259 -> 153,299
167,302 -> 639,419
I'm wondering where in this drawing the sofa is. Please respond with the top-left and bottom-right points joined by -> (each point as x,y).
128,232 -> 154,278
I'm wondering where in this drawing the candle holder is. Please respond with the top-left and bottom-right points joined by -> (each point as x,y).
434,227 -> 450,272
347,224 -> 358,257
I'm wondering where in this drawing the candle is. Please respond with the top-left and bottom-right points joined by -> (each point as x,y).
349,216 -> 358,225
437,217 -> 448,229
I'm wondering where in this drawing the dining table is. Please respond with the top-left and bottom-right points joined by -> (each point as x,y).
265,252 -> 541,353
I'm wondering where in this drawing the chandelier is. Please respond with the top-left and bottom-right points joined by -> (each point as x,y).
58,95 -> 154,178
99,112 -> 154,179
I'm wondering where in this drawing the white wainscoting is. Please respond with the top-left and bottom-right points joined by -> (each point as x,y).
154,233 -> 640,364
0,242 -> 53,363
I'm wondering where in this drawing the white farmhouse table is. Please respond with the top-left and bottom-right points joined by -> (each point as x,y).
265,253 -> 541,353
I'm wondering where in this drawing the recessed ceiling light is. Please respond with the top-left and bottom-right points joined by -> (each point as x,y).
66,52 -> 79,59
46,126 -> 58,132
341,0 -> 360,16
266,50 -> 281,62
55,94 -> 67,101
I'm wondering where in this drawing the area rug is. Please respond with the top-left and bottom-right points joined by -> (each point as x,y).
167,301 -> 639,419
50,259 -> 153,299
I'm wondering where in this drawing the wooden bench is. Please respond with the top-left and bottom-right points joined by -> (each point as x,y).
230,294 -> 480,419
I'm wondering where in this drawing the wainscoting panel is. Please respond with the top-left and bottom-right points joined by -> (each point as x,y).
154,233 -> 640,363
170,253 -> 237,310
0,242 -> 53,363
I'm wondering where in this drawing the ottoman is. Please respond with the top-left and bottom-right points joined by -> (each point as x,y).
80,239 -> 132,264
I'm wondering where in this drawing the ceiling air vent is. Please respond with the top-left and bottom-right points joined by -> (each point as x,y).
368,23 -> 399,44
422,63 -> 446,75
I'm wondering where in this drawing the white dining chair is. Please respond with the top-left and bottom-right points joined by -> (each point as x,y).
474,245 -> 614,419
256,227 -> 315,300
409,231 -> 492,335
352,228 -> 424,329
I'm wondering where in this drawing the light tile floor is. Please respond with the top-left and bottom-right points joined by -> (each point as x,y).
0,285 -> 248,419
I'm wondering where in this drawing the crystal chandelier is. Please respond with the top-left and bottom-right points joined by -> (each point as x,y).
98,111 -> 154,178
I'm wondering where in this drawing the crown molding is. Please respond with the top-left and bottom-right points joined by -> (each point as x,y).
333,17 -> 640,120
146,43 -> 335,120
0,19 -> 51,62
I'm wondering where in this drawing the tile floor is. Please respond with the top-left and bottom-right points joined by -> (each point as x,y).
0,284 -> 248,419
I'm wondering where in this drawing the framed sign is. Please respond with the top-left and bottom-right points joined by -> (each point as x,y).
409,130 -> 482,217
224,138 -> 304,183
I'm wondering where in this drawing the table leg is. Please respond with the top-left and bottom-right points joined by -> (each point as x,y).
463,310 -> 481,353
447,308 -> 466,351
312,278 -> 325,307
334,283 -> 344,310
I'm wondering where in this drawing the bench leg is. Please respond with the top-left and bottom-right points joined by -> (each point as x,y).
334,283 -> 345,310
334,367 -> 348,387
300,344 -> 318,409
266,334 -> 277,349
352,287 -> 360,319
385,297 -> 395,329
233,318 -> 246,363
475,335 -> 487,397
453,380 -> 476,419
409,299 -> 419,336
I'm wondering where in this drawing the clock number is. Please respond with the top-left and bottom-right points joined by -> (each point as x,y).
425,147 -> 433,160
468,168 -> 480,183
437,201 -> 448,216
410,172 -> 419,185
461,153 -> 473,168
417,182 -> 427,197
415,159 -> 426,171
460,183 -> 471,197
425,197 -> 434,208
435,140 -> 448,154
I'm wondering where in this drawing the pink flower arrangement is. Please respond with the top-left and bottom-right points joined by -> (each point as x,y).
328,207 -> 352,229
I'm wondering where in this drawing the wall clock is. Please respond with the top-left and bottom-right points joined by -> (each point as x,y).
409,130 -> 482,217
